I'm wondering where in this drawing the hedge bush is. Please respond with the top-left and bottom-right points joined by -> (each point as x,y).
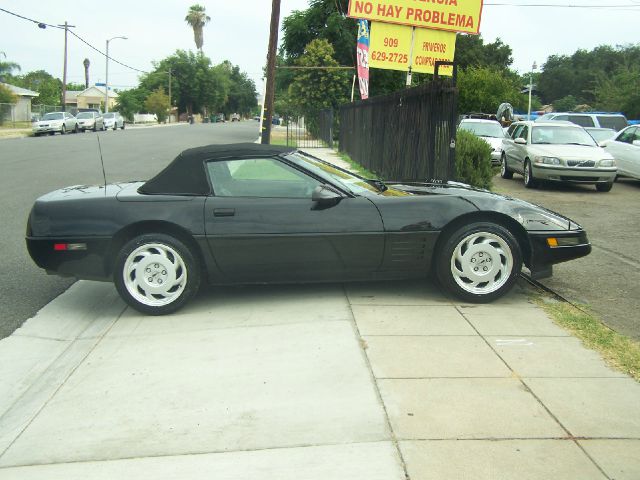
454,129 -> 495,190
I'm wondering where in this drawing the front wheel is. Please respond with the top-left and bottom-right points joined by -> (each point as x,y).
596,182 -> 613,192
60,125 -> 66,135
114,234 -> 201,315
74,124 -> 79,133
524,160 -> 537,188
436,222 -> 522,303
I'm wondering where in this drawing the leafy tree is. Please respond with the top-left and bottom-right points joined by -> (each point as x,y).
0,83 -> 17,104
144,88 -> 171,123
9,70 -> 61,106
595,66 -> 640,119
288,39 -> 351,126
454,35 -> 513,71
457,67 -> 529,114
185,4 -> 211,53
553,95 -> 579,112
0,52 -> 20,82
219,62 -> 257,116
115,88 -> 148,121
66,82 -> 87,91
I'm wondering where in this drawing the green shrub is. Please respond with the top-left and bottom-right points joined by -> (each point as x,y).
454,129 -> 495,189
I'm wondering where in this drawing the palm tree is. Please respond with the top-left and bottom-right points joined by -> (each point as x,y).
83,58 -> 90,89
185,4 -> 211,53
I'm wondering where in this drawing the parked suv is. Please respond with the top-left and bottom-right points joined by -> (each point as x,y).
103,112 -> 125,130
501,121 -> 617,192
32,112 -> 78,136
76,111 -> 105,132
536,112 -> 628,131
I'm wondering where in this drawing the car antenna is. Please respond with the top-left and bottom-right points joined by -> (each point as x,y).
96,133 -> 107,195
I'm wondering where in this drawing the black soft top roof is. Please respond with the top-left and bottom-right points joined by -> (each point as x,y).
139,143 -> 296,195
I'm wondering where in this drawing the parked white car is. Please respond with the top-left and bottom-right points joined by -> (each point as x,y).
601,125 -> 640,180
32,112 -> 78,136
536,112 -> 628,131
103,112 -> 125,130
458,119 -> 505,166
76,111 -> 105,132
501,121 -> 617,192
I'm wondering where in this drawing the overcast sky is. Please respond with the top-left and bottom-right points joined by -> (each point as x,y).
2,0 -> 639,94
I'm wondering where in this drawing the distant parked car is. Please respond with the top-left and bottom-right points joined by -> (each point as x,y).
501,121 -> 617,192
601,125 -> 640,180
103,112 -> 125,130
32,112 -> 78,136
76,111 -> 105,132
458,119 -> 505,166
536,112 -> 628,131
230,113 -> 240,122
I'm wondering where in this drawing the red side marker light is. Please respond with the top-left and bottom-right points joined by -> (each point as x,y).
54,243 -> 67,251
53,243 -> 87,251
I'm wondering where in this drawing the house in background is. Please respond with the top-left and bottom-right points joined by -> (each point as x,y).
0,82 -> 39,121
64,86 -> 118,112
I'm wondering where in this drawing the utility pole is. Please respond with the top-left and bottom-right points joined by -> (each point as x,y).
59,21 -> 75,111
168,69 -> 172,123
261,0 -> 281,144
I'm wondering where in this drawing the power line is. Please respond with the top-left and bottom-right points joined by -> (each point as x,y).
0,7 -> 148,74
485,2 -> 640,7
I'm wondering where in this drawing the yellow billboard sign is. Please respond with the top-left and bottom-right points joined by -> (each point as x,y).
369,22 -> 456,76
348,0 -> 483,35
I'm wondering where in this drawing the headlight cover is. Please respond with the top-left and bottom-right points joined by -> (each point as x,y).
533,156 -> 561,165
599,159 -> 616,167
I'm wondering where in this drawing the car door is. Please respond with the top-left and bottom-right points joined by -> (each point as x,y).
606,127 -> 637,177
203,157 -> 385,283
502,124 -> 520,168
510,125 -> 529,174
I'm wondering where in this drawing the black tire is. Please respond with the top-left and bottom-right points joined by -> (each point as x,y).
93,123 -> 97,132
524,159 -> 537,188
500,154 -> 513,179
113,124 -> 117,131
114,234 -> 201,315
74,124 -> 79,133
436,222 -> 522,303
33,133 -> 40,137
60,125 -> 66,135
596,182 -> 613,192
121,122 -> 125,130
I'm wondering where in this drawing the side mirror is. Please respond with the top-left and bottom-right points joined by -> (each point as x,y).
598,141 -> 609,148
514,137 -> 527,145
312,185 -> 342,204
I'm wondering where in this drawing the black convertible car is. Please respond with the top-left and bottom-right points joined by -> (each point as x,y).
27,143 -> 591,315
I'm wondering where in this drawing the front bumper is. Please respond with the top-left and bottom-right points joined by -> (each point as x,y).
527,230 -> 591,278
78,122 -> 95,130
532,164 -> 617,184
32,125 -> 62,133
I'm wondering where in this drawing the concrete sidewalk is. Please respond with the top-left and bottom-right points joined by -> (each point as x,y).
0,277 -> 639,479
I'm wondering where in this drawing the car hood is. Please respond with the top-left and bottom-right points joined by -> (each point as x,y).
479,136 -> 503,149
528,144 -> 613,160
35,119 -> 62,125
385,181 -> 580,232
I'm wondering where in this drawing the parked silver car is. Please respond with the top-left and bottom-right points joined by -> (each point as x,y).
103,112 -> 125,130
76,111 -> 105,132
501,121 -> 617,192
32,112 -> 78,136
601,125 -> 640,180
458,119 -> 505,166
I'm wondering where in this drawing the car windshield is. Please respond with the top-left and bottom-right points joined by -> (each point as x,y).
460,122 -> 504,137
531,126 -> 597,146
42,113 -> 64,120
586,129 -> 615,143
76,112 -> 94,119
103,113 -> 115,118
286,152 -> 407,196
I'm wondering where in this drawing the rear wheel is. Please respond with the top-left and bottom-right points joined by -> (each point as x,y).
60,125 -> 66,135
524,159 -> 537,188
436,222 -> 522,303
73,124 -> 79,133
113,124 -> 117,131
114,234 -> 201,315
500,154 -> 513,179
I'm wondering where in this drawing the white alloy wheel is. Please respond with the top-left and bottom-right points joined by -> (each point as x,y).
449,231 -> 514,295
122,242 -> 187,308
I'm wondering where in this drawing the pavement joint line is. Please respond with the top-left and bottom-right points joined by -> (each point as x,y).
455,304 -> 613,480
11,334 -> 69,342
0,302 -> 128,461
341,283 -> 411,480
0,439 -> 394,470
396,437 -> 640,441
591,243 -> 640,269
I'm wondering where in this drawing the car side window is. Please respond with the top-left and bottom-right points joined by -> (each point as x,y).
517,126 -> 529,141
616,128 -> 636,144
568,115 -> 595,128
506,124 -> 518,138
207,158 -> 321,198
510,125 -> 524,139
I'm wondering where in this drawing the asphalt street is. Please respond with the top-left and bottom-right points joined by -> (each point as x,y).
493,174 -> 640,339
0,121 -> 260,339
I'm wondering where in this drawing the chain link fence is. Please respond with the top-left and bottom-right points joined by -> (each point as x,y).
0,103 -> 64,128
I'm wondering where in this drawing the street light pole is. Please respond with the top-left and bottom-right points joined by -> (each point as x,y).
528,61 -> 538,121
105,36 -> 127,113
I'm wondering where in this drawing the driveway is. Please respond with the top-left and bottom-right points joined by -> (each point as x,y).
493,174 -> 640,339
